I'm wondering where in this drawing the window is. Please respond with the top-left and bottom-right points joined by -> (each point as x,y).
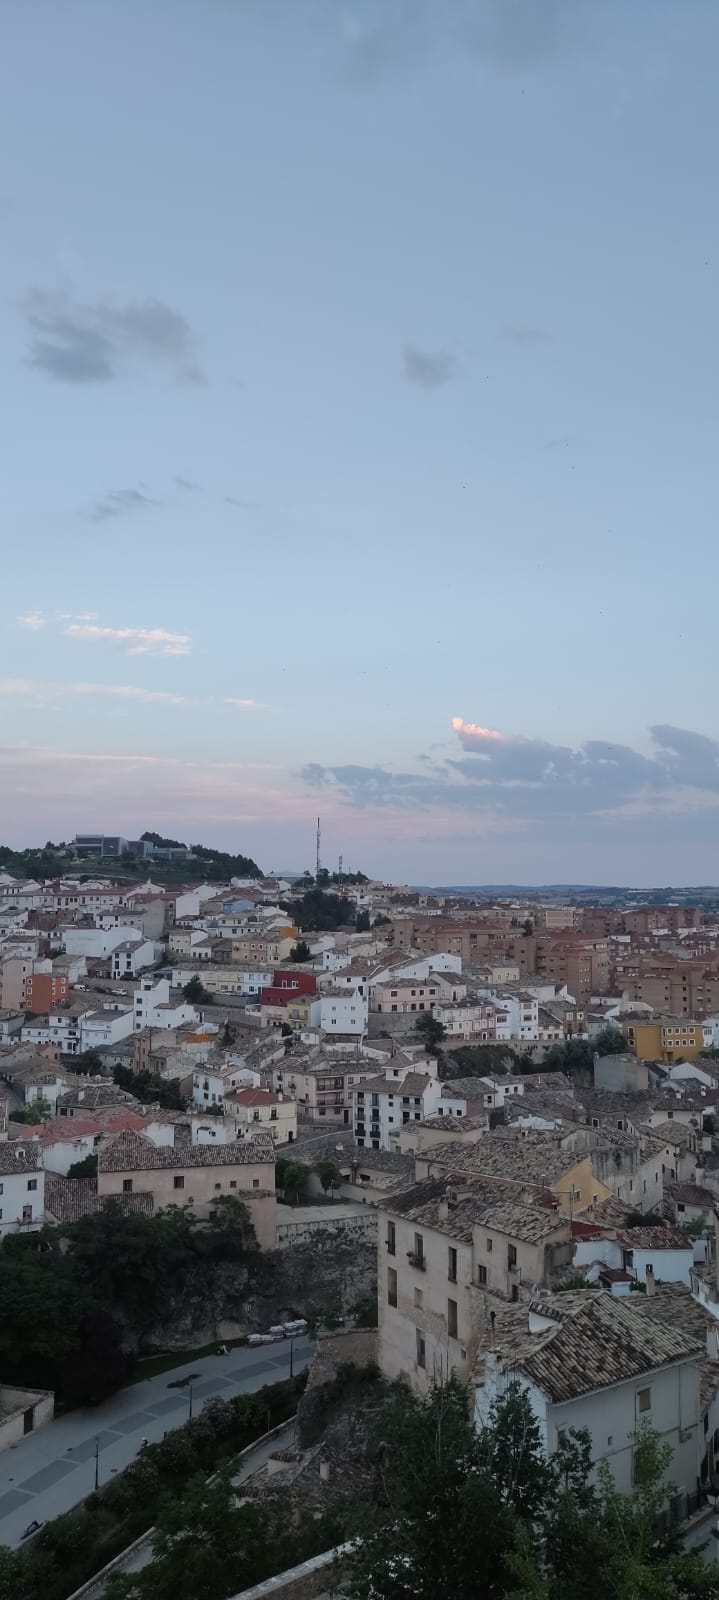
508,1244 -> 517,1269
387,1221 -> 396,1255
414,1232 -> 424,1264
486,1236 -> 493,1252
637,1387 -> 651,1413
387,1267 -> 398,1308
416,1330 -> 426,1368
448,1246 -> 457,1283
27,1178 -> 38,1192
174,1175 -> 185,1190
123,1178 -> 133,1193
414,1286 -> 423,1308
447,1299 -> 458,1338
253,1178 -> 260,1189
477,1263 -> 487,1285
22,1204 -> 32,1223
230,1180 -> 237,1189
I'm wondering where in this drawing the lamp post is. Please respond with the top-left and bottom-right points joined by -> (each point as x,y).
94,1436 -> 100,1493
289,1334 -> 295,1380
188,1380 -> 195,1421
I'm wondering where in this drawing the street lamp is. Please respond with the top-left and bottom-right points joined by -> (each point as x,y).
188,1380 -> 195,1421
289,1334 -> 296,1379
94,1437 -> 100,1493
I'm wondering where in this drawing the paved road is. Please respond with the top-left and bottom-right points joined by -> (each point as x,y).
0,1338 -> 311,1552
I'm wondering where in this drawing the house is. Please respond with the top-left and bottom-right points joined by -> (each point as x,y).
414,1131 -> 610,1216
133,976 -> 198,1032
223,1086 -> 297,1144
377,1176 -> 573,1389
623,1018 -> 706,1062
475,1291 -> 704,1496
352,1073 -> 443,1151
573,1225 -> 695,1289
111,939 -> 155,979
318,986 -> 368,1037
395,1113 -> 490,1155
0,1142 -> 45,1236
97,1129 -> 277,1246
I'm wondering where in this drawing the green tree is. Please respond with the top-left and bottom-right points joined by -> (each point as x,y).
11,1097 -> 52,1123
281,888 -> 353,932
67,1152 -> 98,1179
75,1048 -> 105,1075
415,1011 -> 446,1055
315,1159 -> 340,1195
355,909 -> 371,932
275,1157 -> 311,1203
289,939 -> 312,961
182,975 -> 212,1005
113,1063 -> 184,1110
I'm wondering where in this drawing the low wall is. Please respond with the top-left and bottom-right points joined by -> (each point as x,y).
0,1386 -> 54,1453
229,1543 -> 352,1600
277,1214 -> 377,1247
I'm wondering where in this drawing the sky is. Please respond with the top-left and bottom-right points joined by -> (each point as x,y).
1,0 -> 718,885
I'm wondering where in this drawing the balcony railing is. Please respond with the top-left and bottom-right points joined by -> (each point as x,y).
407,1251 -> 426,1271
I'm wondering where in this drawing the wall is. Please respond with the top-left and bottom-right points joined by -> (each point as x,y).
98,1158 -> 276,1236
277,1213 -> 377,1248
0,1386 -> 54,1452
545,1359 -> 701,1495
594,1055 -> 649,1093
377,1211 -> 474,1394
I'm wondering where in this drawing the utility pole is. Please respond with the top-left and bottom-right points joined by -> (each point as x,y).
315,817 -> 321,880
289,1334 -> 295,1380
94,1436 -> 100,1493
188,1380 -> 194,1421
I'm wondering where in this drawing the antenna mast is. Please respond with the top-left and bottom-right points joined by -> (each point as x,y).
338,852 -> 343,885
316,816 -> 321,880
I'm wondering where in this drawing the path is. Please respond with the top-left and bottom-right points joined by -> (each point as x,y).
0,1337 -> 311,1552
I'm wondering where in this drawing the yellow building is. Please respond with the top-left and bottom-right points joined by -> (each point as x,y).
623,1018 -> 704,1061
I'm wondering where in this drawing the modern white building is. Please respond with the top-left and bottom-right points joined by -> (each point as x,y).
133,976 -> 197,1032
319,986 -> 368,1037
352,1071 -> 442,1150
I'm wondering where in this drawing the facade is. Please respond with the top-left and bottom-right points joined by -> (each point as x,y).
0,1142 -> 45,1236
223,1087 -> 297,1144
25,970 -> 69,1014
352,1073 -> 442,1150
133,976 -> 198,1032
318,987 -> 368,1036
97,1129 -> 277,1246
623,1018 -> 705,1061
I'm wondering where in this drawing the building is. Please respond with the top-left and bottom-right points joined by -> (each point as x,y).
0,1142 -> 45,1236
623,1018 -> 705,1062
73,835 -> 130,857
573,1226 -> 695,1289
0,1386 -> 54,1453
133,976 -> 197,1032
25,970 -> 69,1015
352,1073 -> 442,1150
223,1087 -> 297,1144
318,987 -> 368,1037
97,1128 -> 277,1246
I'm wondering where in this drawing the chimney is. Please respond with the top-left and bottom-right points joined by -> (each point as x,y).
645,1264 -> 656,1297
438,1197 -> 449,1221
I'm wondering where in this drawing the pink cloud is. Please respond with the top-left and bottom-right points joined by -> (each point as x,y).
65,623 -> 191,656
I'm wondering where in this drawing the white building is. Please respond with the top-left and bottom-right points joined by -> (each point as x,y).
61,924 -> 144,960
319,986 -> 368,1037
133,977 -> 197,1032
574,1227 -> 694,1290
0,1142 -> 45,1236
352,1071 -> 442,1150
22,1004 -> 135,1055
111,939 -> 155,979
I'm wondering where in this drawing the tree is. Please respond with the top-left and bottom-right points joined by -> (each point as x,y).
67,1152 -> 98,1179
355,910 -> 371,932
315,1159 -> 340,1195
281,888 -> 353,932
182,975 -> 212,1005
75,1048 -> 105,1076
289,939 -> 312,962
415,1011 -> 446,1056
113,1063 -> 184,1111
522,918 -> 534,936
275,1158 -> 311,1203
11,1098 -> 52,1123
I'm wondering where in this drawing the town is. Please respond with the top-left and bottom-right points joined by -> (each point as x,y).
2,837 -> 719,1596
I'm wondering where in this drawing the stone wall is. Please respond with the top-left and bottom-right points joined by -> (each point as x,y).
141,1230 -> 377,1350
277,1214 -> 377,1248
229,1544 -> 350,1600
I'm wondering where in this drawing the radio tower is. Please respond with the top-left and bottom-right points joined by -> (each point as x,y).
315,817 -> 321,880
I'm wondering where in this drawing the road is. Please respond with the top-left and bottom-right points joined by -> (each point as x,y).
0,1337 -> 312,1552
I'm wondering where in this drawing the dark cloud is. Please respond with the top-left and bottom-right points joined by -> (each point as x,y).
500,325 -> 552,347
225,496 -> 258,510
403,345 -> 457,389
85,488 -> 160,524
24,289 -> 204,385
458,0 -> 588,67
302,723 -> 719,830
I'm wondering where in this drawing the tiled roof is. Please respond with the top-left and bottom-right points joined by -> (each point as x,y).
666,1180 -> 715,1207
98,1128 -> 274,1173
0,1141 -> 41,1174
614,1226 -> 692,1251
632,1281 -> 716,1345
382,1175 -> 568,1245
518,1293 -> 703,1404
420,1133 -> 583,1186
44,1175 -> 155,1221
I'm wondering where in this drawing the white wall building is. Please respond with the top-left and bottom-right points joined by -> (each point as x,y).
352,1071 -> 442,1150
133,977 -> 197,1032
61,925 -> 144,960
319,987 -> 368,1037
0,1143 -> 45,1236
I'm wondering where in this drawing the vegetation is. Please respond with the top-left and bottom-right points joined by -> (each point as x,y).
415,1011 -> 446,1055
3,1378 -> 303,1600
289,939 -> 312,961
315,1159 -> 341,1193
440,1042 -> 532,1078
281,887 -> 353,931
346,1378 -> 718,1600
275,1157 -> 313,1203
113,1062 -> 184,1111
74,1047 -> 106,1075
182,974 -> 213,1005
541,1027 -> 628,1074
0,1198 -> 257,1407
11,1099 -> 52,1124
355,909 -> 371,931
0,838 -> 262,886
67,1152 -> 98,1179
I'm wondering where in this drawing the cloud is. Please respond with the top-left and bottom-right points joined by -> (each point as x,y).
500,325 -> 552,347
65,624 -> 191,657
459,0 -> 593,68
223,698 -> 266,710
402,345 -> 457,389
175,476 -> 200,492
18,612 -> 46,631
85,487 -> 160,523
225,496 -> 258,510
0,679 -> 185,704
302,720 -> 719,833
24,288 -> 204,385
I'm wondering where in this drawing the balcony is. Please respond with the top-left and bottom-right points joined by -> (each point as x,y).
407,1251 -> 426,1271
